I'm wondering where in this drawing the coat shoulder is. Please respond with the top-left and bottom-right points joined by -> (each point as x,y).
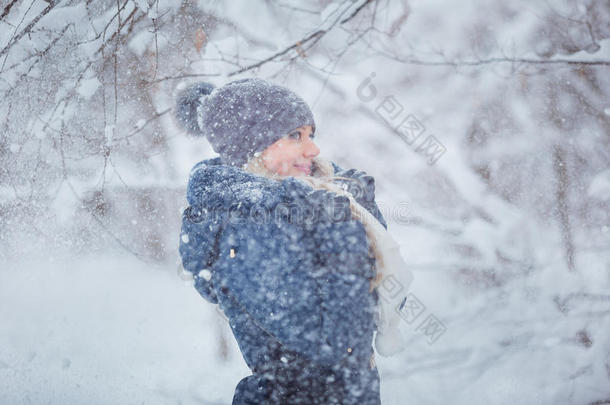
186,157 -> 283,209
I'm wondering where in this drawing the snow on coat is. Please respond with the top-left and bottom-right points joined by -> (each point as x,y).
297,172 -> 413,357
179,156 -> 387,404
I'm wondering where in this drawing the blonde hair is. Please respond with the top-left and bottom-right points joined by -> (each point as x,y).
243,155 -> 384,292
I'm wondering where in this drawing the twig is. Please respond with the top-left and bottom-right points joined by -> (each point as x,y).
151,0 -> 159,81
114,108 -> 171,141
1,0 -> 19,20
2,22 -> 71,79
227,0 -> 375,76
54,125 -> 153,263
1,0 -> 37,72
379,53 -> 610,67
554,292 -> 610,313
0,0 -> 60,59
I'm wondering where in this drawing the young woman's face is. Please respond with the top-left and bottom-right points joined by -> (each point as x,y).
261,125 -> 320,176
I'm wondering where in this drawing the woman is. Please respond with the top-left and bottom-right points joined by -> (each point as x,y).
177,78 -> 411,404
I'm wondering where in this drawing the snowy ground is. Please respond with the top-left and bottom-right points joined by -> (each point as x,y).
0,254 -> 246,405
2,249 -> 608,404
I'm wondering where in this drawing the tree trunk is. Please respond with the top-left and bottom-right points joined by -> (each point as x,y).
552,144 -> 576,272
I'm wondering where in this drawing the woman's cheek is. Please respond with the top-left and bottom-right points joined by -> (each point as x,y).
274,160 -> 289,175
263,156 -> 280,174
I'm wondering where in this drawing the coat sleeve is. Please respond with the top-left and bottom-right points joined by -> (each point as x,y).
310,217 -> 378,365
178,161 -> 228,304
179,205 -> 223,304
213,182 -> 377,368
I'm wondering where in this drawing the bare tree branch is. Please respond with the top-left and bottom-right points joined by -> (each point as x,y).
115,108 -> 171,142
380,54 -> 610,67
2,22 -> 71,78
552,144 -> 577,272
227,0 -> 375,76
1,0 -> 19,20
0,0 -> 60,59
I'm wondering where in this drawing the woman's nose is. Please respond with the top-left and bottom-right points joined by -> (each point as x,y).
304,138 -> 320,158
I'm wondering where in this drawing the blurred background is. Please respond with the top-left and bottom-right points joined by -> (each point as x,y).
1,0 -> 609,403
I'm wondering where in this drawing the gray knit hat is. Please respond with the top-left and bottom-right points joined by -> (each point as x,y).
175,78 -> 315,167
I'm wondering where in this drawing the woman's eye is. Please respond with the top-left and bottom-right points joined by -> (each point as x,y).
288,131 -> 300,140
309,133 -> 315,140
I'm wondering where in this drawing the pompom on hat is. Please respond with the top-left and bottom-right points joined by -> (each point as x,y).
175,78 -> 315,167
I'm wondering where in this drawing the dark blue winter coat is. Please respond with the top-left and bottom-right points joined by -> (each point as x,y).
179,157 -> 388,404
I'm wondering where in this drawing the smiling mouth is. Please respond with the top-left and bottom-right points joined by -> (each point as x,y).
294,164 -> 312,174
